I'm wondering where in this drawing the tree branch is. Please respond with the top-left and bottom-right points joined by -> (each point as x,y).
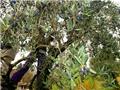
12,57 -> 28,67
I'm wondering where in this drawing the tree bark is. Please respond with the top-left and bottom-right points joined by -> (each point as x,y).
36,48 -> 49,90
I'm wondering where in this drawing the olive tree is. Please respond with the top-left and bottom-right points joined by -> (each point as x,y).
0,0 -> 120,90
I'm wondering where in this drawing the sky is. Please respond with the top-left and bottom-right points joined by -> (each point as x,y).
111,0 -> 120,6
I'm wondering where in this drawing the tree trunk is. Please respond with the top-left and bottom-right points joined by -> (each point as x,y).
36,48 -> 49,90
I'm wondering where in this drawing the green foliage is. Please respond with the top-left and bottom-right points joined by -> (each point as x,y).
1,0 -> 120,89
47,43 -> 88,90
